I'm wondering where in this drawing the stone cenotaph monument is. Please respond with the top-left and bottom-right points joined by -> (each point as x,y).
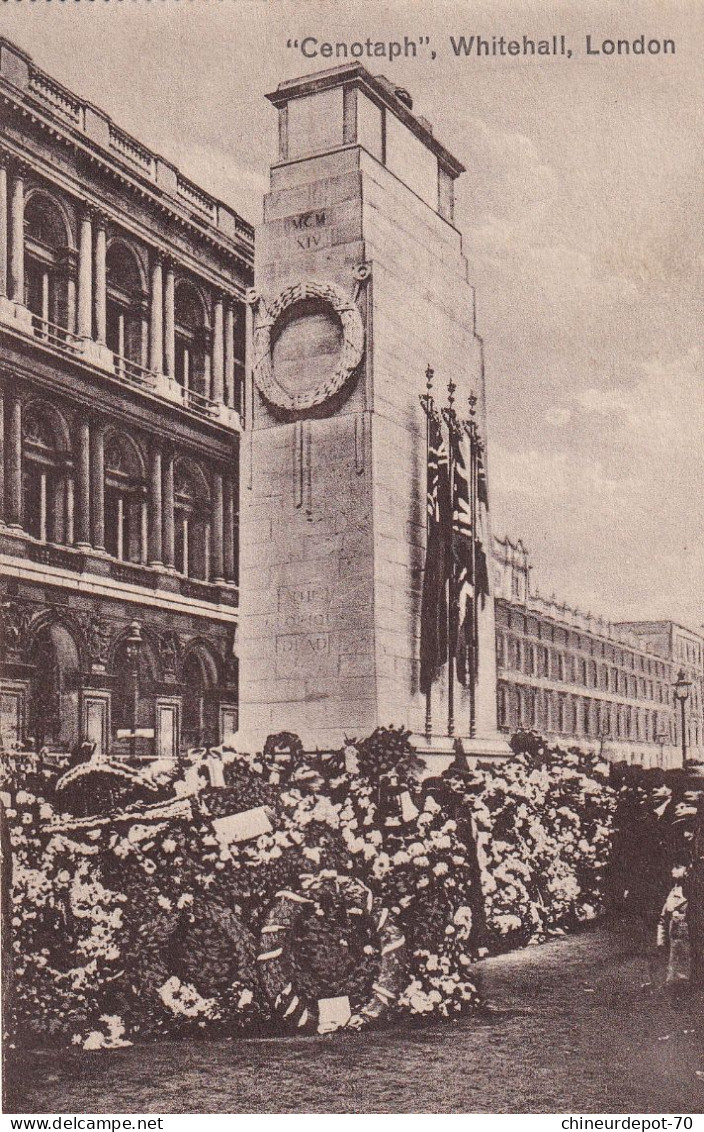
238,64 -> 508,760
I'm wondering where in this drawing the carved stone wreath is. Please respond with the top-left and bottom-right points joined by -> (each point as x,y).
252,280 -> 365,413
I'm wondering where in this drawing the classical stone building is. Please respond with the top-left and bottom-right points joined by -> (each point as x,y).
493,537 -> 704,768
0,37 -> 252,759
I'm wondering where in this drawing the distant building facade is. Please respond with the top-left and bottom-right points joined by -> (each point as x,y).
493,537 -> 704,768
0,38 -> 253,760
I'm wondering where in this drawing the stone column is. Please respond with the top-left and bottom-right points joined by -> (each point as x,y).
60,248 -> 77,336
140,300 -> 149,370
90,423 -> 105,551
65,475 -> 74,546
203,349 -> 212,401
0,156 -> 8,299
75,420 -> 91,547
224,302 -> 235,408
149,255 -> 163,373
93,213 -> 107,346
211,295 -> 224,404
163,259 -> 175,378
148,443 -> 163,566
51,470 -> 65,545
210,470 -> 224,583
162,450 -> 175,569
140,496 -> 148,564
223,474 -> 235,582
77,207 -> 93,339
8,165 -> 25,304
5,395 -> 22,528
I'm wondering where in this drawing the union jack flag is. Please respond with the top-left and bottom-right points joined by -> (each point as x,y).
451,426 -> 490,687
419,401 -> 451,695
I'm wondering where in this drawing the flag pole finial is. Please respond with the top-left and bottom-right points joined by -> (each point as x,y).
447,378 -> 456,411
425,364 -> 434,394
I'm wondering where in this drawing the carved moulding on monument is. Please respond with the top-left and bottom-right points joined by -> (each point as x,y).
248,271 -> 368,413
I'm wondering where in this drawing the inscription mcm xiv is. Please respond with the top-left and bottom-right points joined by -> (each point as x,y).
286,209 -> 327,251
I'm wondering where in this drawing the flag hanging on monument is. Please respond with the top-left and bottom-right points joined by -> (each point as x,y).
452,427 -> 490,687
419,405 -> 451,695
475,443 -> 490,605
449,427 -> 475,687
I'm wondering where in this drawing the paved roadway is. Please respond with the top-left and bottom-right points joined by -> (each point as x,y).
6,921 -> 704,1113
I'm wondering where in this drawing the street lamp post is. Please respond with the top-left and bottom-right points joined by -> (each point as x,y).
674,668 -> 692,769
124,621 -> 143,762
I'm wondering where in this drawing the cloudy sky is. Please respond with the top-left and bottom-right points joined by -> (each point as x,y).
3,0 -> 702,627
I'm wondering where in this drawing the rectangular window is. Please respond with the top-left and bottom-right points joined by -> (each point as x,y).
104,489 -> 132,561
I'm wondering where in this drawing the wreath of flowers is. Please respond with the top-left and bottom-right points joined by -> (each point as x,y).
126,894 -> 258,1028
5,730 -> 631,1047
251,280 -> 365,412
256,871 -> 406,1033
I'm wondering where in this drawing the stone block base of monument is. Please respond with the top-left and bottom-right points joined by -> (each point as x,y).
412,733 -> 511,776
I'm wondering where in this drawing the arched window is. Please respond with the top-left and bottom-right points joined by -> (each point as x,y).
27,621 -> 80,750
174,281 -> 210,400
22,407 -> 66,544
104,434 -> 146,562
173,460 -> 211,579
181,647 -> 218,750
24,192 -> 72,336
106,242 -> 146,375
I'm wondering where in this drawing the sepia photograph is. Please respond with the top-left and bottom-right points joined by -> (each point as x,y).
0,0 -> 702,1118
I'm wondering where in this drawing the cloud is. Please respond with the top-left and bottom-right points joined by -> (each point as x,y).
489,346 -> 704,623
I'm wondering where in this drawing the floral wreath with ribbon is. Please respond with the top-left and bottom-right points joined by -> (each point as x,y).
256,870 -> 406,1033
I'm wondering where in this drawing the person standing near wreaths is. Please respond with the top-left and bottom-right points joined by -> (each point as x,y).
657,866 -> 691,999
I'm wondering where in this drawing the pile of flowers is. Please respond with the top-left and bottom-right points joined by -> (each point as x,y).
2,728 -> 629,1047
467,735 -> 615,950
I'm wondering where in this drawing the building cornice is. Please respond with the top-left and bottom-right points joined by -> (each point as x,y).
495,595 -> 671,660
0,37 -> 254,272
267,63 -> 465,179
0,136 -> 252,298
0,550 -> 239,625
